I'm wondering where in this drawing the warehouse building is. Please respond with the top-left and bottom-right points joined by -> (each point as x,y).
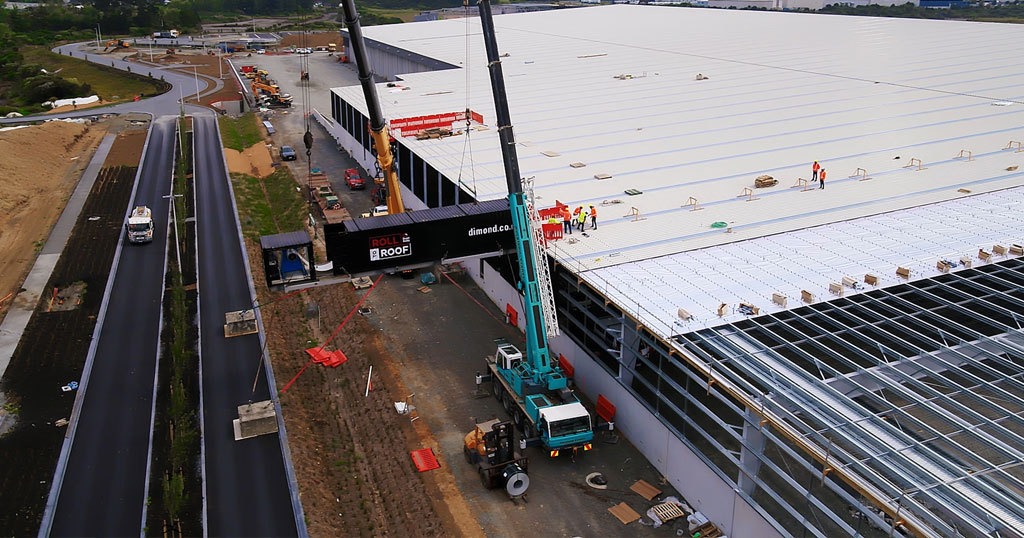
318,6 -> 1024,537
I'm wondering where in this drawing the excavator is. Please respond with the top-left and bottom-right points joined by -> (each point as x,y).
251,80 -> 293,108
104,39 -> 131,52
338,0 -> 406,217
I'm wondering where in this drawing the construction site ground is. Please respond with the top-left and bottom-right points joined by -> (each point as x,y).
235,50 -> 694,534
0,119 -> 124,327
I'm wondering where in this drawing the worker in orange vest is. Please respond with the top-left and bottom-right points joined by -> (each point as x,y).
561,207 -> 572,235
819,168 -> 826,189
812,160 -> 820,182
589,205 -> 597,229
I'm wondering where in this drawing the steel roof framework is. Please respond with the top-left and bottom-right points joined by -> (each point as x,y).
676,258 -> 1024,538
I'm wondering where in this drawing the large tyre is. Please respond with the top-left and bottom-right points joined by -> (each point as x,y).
492,377 -> 500,398
502,392 -> 512,413
479,468 -> 491,489
513,409 -> 523,427
464,445 -> 474,464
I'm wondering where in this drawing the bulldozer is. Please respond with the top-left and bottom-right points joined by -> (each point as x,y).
463,419 -> 530,500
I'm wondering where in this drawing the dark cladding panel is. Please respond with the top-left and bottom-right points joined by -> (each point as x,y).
324,199 -> 513,275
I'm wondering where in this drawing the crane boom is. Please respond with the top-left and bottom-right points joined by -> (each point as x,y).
339,0 -> 406,215
478,0 -> 555,380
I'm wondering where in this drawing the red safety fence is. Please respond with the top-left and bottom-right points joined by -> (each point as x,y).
388,109 -> 485,137
542,222 -> 563,245
596,394 -> 616,423
558,354 -> 574,378
537,200 -> 567,220
410,448 -> 440,472
505,303 -> 518,326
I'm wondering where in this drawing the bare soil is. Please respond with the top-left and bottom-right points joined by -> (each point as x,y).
279,33 -> 341,49
224,142 -> 275,177
0,121 -> 109,326
251,250 -> 477,537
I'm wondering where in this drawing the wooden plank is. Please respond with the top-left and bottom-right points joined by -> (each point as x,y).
630,479 -> 661,501
608,502 -> 641,525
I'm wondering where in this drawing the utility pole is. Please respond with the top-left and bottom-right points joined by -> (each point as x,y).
193,66 -> 201,102
96,23 -> 102,49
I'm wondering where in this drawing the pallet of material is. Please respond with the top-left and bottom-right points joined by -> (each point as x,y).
754,174 -> 777,188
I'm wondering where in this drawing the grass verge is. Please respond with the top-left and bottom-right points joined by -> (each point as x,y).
217,113 -> 263,152
145,117 -> 201,537
22,47 -> 166,102
231,167 -> 308,240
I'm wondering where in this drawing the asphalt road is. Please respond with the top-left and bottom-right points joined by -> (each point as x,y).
193,116 -> 299,536
49,116 -> 176,536
0,43 -> 213,126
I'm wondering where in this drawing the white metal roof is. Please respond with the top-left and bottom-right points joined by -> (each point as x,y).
578,184 -> 1024,336
334,6 -> 1024,328
337,6 -> 1024,267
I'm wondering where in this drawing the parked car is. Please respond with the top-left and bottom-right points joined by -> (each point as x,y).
281,146 -> 296,161
256,49 -> 266,54
344,168 -> 365,189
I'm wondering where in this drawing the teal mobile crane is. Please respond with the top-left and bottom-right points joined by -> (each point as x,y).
476,0 -> 606,458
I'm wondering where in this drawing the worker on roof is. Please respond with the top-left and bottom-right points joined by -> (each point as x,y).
562,207 -> 572,235
819,168 -> 826,189
577,207 -> 588,231
589,205 -> 597,229
812,160 -> 820,182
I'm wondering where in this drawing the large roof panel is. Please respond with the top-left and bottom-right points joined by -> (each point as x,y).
334,6 -> 1024,271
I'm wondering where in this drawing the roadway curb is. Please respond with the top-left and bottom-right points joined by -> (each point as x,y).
139,116 -> 176,536
211,116 -> 309,537
38,113 -> 157,538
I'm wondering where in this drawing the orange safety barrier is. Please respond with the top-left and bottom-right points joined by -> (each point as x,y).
559,354 -> 574,378
505,303 -> 518,326
410,448 -> 440,472
596,394 -> 616,423
537,200 -> 567,220
542,222 -> 563,243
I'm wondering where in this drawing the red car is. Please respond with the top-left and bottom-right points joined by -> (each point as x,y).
344,168 -> 365,190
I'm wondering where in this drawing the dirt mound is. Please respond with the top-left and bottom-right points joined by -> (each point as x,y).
279,32 -> 340,49
224,142 -> 275,177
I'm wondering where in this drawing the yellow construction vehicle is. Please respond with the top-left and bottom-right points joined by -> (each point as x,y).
463,419 -> 530,498
104,39 -> 131,51
339,0 -> 406,215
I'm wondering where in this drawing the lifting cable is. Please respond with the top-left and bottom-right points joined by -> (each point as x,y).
300,11 -> 314,186
455,0 -> 477,199
280,273 -> 385,393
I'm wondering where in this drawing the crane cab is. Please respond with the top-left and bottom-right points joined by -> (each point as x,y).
496,342 -> 523,371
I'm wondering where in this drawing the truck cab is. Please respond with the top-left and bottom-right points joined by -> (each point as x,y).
126,205 -> 154,243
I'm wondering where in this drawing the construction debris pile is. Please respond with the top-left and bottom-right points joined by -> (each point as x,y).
754,174 -> 777,188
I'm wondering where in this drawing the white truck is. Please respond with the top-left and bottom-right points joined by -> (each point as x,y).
126,205 -> 154,243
